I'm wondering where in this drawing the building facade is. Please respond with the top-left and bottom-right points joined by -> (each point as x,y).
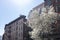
44,0 -> 60,13
3,15 -> 32,40
28,0 -> 60,40
28,3 -> 44,21
44,0 -> 60,40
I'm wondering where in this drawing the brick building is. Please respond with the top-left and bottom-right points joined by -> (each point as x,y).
44,0 -> 60,40
44,0 -> 60,13
2,15 -> 32,40
28,3 -> 44,20
28,0 -> 60,40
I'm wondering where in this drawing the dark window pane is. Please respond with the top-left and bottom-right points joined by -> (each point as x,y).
57,6 -> 60,13
45,0 -> 52,6
8,30 -> 11,33
57,0 -> 60,2
8,35 -> 11,38
55,6 -> 60,13
15,37 -> 18,40
9,26 -> 11,29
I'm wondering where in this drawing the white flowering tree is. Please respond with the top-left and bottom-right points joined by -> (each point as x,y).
28,6 -> 59,40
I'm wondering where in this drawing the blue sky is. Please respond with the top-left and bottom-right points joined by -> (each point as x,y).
0,0 -> 44,36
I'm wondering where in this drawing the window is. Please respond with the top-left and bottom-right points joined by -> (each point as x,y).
8,30 -> 11,33
39,8 -> 41,14
19,33 -> 20,37
21,32 -> 23,37
16,21 -> 18,25
15,37 -> 18,40
8,35 -> 11,38
57,6 -> 60,13
16,32 -> 18,37
19,27 -> 20,30
45,0 -> 52,6
55,6 -> 60,13
30,23 -> 32,26
55,6 -> 58,12
57,24 -> 60,32
23,19 -> 27,22
47,0 -> 52,6
9,26 -> 11,29
57,0 -> 60,2
21,26 -> 23,30
56,0 -> 58,2
16,26 -> 18,30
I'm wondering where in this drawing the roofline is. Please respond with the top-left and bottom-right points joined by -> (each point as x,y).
5,15 -> 26,26
33,2 -> 44,10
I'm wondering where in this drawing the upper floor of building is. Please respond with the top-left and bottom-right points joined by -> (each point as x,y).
4,15 -> 27,33
44,0 -> 60,13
